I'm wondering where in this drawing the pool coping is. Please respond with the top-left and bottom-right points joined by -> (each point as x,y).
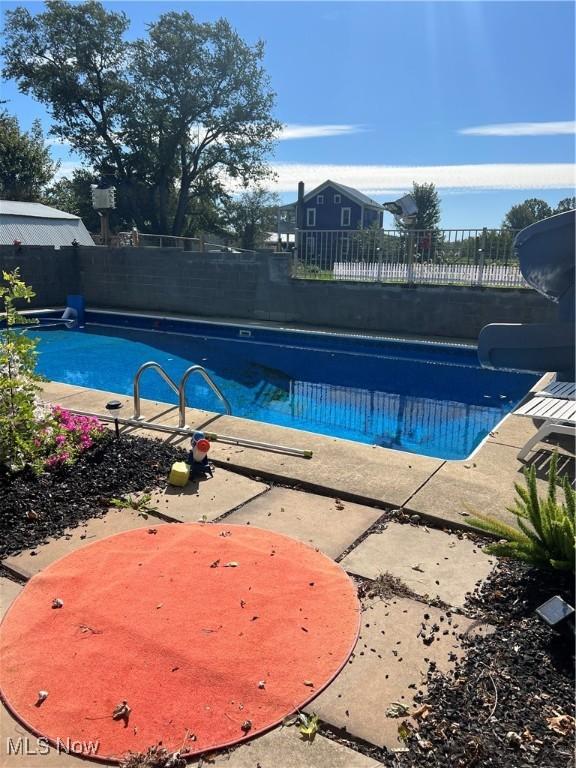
38,368 -> 555,535
27,305 -> 479,348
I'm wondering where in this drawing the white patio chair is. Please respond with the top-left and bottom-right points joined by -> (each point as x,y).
534,380 -> 576,399
515,396 -> 576,461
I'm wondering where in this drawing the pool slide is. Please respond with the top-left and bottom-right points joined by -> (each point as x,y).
478,210 -> 575,380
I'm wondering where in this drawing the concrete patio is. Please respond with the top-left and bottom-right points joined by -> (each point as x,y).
0,378 -> 572,767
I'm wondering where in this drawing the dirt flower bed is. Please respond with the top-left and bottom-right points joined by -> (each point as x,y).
0,433 -> 186,560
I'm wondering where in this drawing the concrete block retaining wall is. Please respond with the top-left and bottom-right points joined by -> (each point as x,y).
0,244 -> 556,339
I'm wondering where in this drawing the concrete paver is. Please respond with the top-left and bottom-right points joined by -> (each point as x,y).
3,509 -> 167,581
210,727 -> 382,768
0,578 -> 22,617
40,381 -> 90,402
306,597 -> 487,750
223,487 -> 382,558
488,413 -> 545,450
340,523 -> 495,607
406,440 -> 555,527
143,473 -> 269,523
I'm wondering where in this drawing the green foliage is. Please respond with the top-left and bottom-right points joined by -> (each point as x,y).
44,168 -> 101,231
227,186 -> 280,249
553,196 -> 576,214
297,712 -> 320,741
109,493 -> 158,513
2,2 -> 281,236
502,198 -> 553,230
396,182 -> 441,232
0,111 -> 59,201
0,269 -> 43,469
468,454 -> 575,573
500,195 -> 575,231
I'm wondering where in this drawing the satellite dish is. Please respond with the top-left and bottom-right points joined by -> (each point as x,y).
382,194 -> 418,225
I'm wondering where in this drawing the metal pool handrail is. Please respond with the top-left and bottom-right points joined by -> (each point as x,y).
133,361 -> 180,421
178,365 -> 232,422
133,361 -> 232,427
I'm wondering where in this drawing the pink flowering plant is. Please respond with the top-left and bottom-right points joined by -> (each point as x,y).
1,269 -> 106,473
39,406 -> 106,471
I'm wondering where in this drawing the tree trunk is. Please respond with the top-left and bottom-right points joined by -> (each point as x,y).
172,175 -> 192,236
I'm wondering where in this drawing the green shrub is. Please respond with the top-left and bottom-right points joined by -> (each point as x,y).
1,270 -> 107,474
468,454 -> 575,572
0,269 -> 45,470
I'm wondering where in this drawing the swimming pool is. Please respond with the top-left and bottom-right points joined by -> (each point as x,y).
33,312 -> 538,460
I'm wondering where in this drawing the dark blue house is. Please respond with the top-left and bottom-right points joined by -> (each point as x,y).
280,180 -> 384,266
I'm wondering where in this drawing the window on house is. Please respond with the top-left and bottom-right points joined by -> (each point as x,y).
334,194 -> 341,204
317,195 -> 324,204
341,235 -> 350,257
341,207 -> 351,226
306,208 -> 316,226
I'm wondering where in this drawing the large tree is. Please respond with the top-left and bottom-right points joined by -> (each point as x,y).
554,197 -> 576,214
227,187 -> 279,250
502,198 -> 553,230
396,181 -> 441,231
0,111 -> 58,201
2,1 -> 281,236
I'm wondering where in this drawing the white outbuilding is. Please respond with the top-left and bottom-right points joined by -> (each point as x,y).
0,201 -> 94,246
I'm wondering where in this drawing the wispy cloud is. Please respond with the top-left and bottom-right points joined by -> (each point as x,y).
459,121 -> 576,136
268,162 -> 576,194
54,161 -> 82,180
278,124 -> 367,141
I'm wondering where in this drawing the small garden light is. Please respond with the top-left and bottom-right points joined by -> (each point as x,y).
105,400 -> 123,439
535,595 -> 575,634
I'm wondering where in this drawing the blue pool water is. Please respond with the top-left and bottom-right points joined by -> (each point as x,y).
33,315 -> 537,460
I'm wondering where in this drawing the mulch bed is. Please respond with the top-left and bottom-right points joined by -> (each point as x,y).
0,433 -> 186,561
326,560 -> 575,768
1,436 -> 574,768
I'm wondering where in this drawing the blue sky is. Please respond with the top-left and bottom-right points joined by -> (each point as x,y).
2,1 -> 575,227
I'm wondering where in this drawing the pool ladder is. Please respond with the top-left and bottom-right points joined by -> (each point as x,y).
67,360 -> 312,458
133,361 -> 232,428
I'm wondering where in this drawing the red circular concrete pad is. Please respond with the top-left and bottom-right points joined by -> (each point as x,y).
0,523 -> 359,762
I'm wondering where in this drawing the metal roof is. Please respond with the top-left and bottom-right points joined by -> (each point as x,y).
0,201 -> 95,246
0,200 -> 80,220
281,180 -> 384,210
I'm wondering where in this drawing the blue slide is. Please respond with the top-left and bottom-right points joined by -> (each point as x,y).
478,210 -> 575,380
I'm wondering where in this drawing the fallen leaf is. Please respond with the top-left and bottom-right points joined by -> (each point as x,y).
397,721 -> 412,742
303,680 -> 315,687
298,713 -> 320,741
546,714 -> 575,736
112,700 -> 131,720
224,561 -> 239,568
386,702 -> 409,718
281,714 -> 298,727
413,704 -> 432,720
210,559 -> 220,568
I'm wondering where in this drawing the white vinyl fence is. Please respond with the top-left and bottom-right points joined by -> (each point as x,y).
332,261 -> 525,287
293,228 -> 527,288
